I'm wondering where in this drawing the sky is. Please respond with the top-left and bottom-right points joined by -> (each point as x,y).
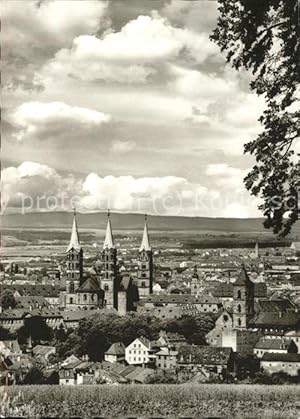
1,0 -> 266,218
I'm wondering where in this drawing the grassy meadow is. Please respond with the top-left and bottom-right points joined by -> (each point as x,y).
1,384 -> 299,418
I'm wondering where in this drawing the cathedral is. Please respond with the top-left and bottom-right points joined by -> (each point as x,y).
60,212 -> 153,314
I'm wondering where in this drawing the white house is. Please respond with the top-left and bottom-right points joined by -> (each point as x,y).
125,337 -> 155,366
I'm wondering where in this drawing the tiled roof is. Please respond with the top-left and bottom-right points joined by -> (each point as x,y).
261,353 -> 300,362
257,299 -> 296,313
141,294 -> 219,305
0,308 -> 62,321
33,345 -> 55,357
105,342 -> 125,356
62,310 -> 96,322
250,311 -> 300,328
16,295 -> 49,308
178,345 -> 232,365
210,282 -> 267,298
255,338 -> 291,350
5,284 -> 60,298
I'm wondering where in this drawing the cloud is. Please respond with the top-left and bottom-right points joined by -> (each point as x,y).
205,163 -> 248,189
1,161 -> 262,218
161,0 -> 218,34
111,140 -> 136,154
9,101 -> 111,141
42,13 -> 217,84
1,161 -> 82,211
2,0 -> 109,90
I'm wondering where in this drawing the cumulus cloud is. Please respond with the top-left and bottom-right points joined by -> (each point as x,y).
9,101 -> 111,142
42,13 -> 217,84
1,161 -> 262,218
1,161 -> 82,212
2,0 -> 109,90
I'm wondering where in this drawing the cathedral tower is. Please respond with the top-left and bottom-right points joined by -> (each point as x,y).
232,264 -> 255,330
65,210 -> 83,309
137,215 -> 153,297
101,212 -> 118,309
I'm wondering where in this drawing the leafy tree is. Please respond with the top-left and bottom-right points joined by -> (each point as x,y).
17,315 -> 53,345
211,0 -> 299,236
163,315 -> 214,345
23,366 -> 44,385
0,290 -> 17,310
0,326 -> 10,340
60,311 -> 164,361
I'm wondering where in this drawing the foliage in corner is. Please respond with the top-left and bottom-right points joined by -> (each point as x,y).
211,0 -> 300,236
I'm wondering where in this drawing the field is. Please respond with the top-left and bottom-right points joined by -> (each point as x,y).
1,384 -> 299,418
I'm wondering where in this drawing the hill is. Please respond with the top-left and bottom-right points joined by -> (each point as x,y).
1,211 -> 300,237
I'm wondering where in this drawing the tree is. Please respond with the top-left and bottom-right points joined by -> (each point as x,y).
23,367 -> 44,385
163,314 -> 214,345
59,311 -> 164,361
0,326 -> 10,340
211,0 -> 299,236
0,290 -> 17,310
17,315 -> 53,345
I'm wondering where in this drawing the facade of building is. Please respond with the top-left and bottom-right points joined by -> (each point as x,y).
232,265 -> 255,329
60,212 -> 152,314
261,353 -> 300,376
125,337 -> 156,366
104,342 -> 125,364
254,337 -> 297,358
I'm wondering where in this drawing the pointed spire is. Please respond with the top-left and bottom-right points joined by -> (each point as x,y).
234,263 -> 253,286
103,210 -> 115,249
66,208 -> 81,252
139,214 -> 151,252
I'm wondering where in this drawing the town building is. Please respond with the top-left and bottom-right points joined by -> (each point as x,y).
253,337 -> 297,358
137,216 -> 153,297
232,265 -> 255,330
260,353 -> 300,376
104,342 -> 125,364
177,345 -> 234,380
125,336 -> 156,366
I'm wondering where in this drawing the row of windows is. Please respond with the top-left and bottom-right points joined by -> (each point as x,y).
128,350 -> 146,355
128,357 -> 147,362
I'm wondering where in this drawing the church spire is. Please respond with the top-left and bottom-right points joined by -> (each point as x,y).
103,210 -> 115,249
139,214 -> 151,252
66,208 -> 81,252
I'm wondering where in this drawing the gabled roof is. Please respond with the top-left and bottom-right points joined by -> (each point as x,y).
255,338 -> 292,350
257,299 -> 296,313
105,342 -> 125,356
139,216 -> 151,252
33,345 -> 55,357
77,277 -> 101,293
250,311 -> 300,328
103,214 -> 115,250
67,212 -> 81,253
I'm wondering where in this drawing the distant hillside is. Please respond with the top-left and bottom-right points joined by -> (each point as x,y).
1,211 -> 300,237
